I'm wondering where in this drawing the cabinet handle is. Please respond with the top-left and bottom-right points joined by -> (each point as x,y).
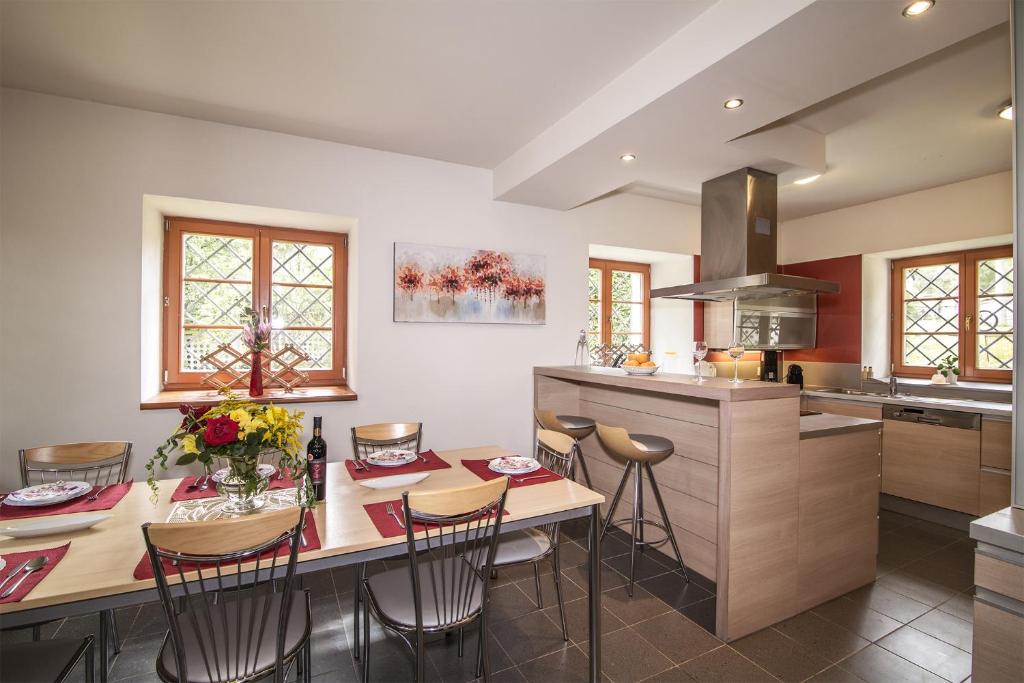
965,313 -> 973,332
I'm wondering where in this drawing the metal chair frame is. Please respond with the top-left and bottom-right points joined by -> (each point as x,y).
359,486 -> 509,683
0,634 -> 95,683
142,512 -> 312,683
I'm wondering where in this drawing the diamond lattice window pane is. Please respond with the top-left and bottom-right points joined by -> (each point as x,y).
611,271 -> 644,302
588,301 -> 601,335
904,334 -> 958,367
978,257 -> 1013,296
272,285 -> 333,328
978,333 -> 1013,370
182,328 -> 244,372
904,298 -> 959,334
611,332 -> 641,347
977,295 -> 1013,333
611,302 -> 643,334
271,330 -> 332,370
183,281 -> 253,325
905,263 -> 959,299
588,268 -> 601,301
183,234 -> 253,281
273,241 -> 333,286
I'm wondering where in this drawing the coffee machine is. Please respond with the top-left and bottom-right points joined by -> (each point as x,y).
760,350 -> 781,382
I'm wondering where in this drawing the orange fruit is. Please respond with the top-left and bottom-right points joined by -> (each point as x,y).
641,361 -> 656,367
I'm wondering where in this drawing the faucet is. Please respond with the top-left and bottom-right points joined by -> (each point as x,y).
888,364 -> 898,397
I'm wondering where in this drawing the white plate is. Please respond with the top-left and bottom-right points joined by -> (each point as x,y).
488,457 -> 540,475
211,463 -> 277,483
366,449 -> 418,468
0,513 -> 112,538
622,365 -> 659,376
358,473 -> 432,490
5,481 -> 92,507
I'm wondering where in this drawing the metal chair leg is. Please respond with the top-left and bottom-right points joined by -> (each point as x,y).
353,563 -> 362,660
107,609 -> 121,654
646,462 -> 690,582
628,463 -> 641,597
31,624 -> 40,641
99,610 -> 109,683
475,614 -> 488,681
84,636 -> 95,683
361,586 -> 371,683
303,641 -> 312,683
552,544 -> 569,641
600,465 -> 631,539
532,562 -> 544,608
458,627 -> 464,657
415,631 -> 425,683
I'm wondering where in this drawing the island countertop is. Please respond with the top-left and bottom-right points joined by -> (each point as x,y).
534,366 -> 799,402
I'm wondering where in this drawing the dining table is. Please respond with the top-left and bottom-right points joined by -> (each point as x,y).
0,445 -> 606,682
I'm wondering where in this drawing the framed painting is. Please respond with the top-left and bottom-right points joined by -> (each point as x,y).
394,242 -> 546,324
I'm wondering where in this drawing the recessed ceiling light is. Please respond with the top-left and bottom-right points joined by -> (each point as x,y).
620,153 -> 637,162
723,98 -> 744,110
998,104 -> 1013,121
902,1 -> 934,17
794,174 -> 821,185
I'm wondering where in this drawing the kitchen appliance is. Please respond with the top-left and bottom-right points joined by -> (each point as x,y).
761,350 -> 780,382
786,364 -> 804,388
651,167 -> 839,349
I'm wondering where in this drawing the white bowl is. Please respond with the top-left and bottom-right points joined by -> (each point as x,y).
0,513 -> 112,538
358,473 -> 431,490
622,365 -> 659,376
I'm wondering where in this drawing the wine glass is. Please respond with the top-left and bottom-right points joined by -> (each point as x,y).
727,342 -> 745,384
693,341 -> 708,383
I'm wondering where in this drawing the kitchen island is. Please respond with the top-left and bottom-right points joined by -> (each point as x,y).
535,366 -> 881,641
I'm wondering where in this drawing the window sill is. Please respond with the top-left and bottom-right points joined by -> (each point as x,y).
141,385 -> 358,410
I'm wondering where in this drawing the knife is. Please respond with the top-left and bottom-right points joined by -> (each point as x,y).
0,559 -> 31,594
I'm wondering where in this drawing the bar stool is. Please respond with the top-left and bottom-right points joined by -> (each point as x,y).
595,423 -> 690,596
534,409 -> 595,489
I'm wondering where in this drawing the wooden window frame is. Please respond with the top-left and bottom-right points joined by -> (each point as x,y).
588,258 -> 651,349
890,246 -> 1012,383
162,217 -> 348,391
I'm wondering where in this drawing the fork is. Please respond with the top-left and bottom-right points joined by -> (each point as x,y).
418,452 -> 428,463
87,484 -> 112,502
199,475 -> 211,491
514,474 -> 551,484
385,502 -> 405,529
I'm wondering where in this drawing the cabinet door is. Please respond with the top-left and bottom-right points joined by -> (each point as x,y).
979,469 -> 1011,516
881,419 -> 980,514
805,397 -> 883,420
980,417 -> 1012,470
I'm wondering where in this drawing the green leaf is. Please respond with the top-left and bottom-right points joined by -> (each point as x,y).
175,453 -> 197,466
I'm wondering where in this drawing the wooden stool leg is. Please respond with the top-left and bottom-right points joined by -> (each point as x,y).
646,462 -> 690,582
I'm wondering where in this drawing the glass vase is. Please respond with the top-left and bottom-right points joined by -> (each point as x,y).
217,458 -> 270,514
249,350 -> 264,397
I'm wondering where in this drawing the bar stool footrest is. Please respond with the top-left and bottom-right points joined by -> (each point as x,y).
607,518 -> 673,548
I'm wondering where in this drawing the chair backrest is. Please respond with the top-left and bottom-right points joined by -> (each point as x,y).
536,429 -> 575,477
351,422 -> 422,459
401,478 -> 509,633
142,507 -> 305,683
19,442 -> 132,487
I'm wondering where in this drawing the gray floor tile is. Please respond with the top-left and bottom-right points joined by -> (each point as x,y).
732,627 -> 831,682
489,610 -> 571,664
811,597 -> 903,643
562,561 -> 629,593
597,627 -> 675,683
845,583 -> 932,623
518,644 -> 594,683
840,644 -> 945,683
900,558 -> 974,593
936,591 -> 974,624
604,550 -> 675,583
678,597 -> 716,634
909,609 -> 973,653
772,611 -> 870,663
805,665 -> 868,683
601,584 -> 673,626
877,626 -> 972,682
877,571 -> 958,608
677,646 -> 777,683
632,610 -> 722,665
107,631 -> 165,681
489,582 -> 545,623
540,595 -> 626,645
514,569 -> 584,609
638,571 -> 714,611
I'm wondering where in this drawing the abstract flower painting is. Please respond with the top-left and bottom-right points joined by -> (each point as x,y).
394,242 -> 546,324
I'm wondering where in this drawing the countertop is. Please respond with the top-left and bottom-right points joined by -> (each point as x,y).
803,388 -> 1012,417
799,413 -> 882,440
535,366 -> 799,402
971,506 -> 1024,553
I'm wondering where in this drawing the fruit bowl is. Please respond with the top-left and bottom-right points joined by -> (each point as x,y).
622,364 -> 659,376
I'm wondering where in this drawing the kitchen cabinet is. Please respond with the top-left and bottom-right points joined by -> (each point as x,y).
979,469 -> 1012,516
804,396 -> 883,420
980,417 -> 1012,470
881,417 -> 980,515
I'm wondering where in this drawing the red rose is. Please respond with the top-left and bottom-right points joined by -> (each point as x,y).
178,404 -> 210,433
204,415 -> 240,446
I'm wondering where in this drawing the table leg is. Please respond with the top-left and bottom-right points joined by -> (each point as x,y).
99,610 -> 109,683
588,503 -> 602,683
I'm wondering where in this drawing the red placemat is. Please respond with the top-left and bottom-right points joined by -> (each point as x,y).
132,509 -> 321,580
0,542 -> 71,603
345,450 -> 451,481
170,472 -> 300,502
0,482 -> 133,520
461,459 -> 562,488
363,499 -> 508,539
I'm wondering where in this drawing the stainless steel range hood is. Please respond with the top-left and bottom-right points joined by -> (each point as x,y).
651,168 -> 840,302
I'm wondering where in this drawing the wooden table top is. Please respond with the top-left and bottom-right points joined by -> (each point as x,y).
535,366 -> 800,401
0,445 -> 604,616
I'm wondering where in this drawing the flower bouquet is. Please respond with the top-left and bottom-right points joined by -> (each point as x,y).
241,306 -> 271,397
146,392 -> 314,512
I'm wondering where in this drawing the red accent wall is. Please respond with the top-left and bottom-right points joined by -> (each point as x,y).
781,255 -> 862,363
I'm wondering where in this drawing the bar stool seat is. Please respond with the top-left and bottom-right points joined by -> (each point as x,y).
535,409 -> 596,489
596,423 -> 690,596
556,414 -> 595,433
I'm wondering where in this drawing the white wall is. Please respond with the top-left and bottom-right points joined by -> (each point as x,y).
779,171 -> 1013,264
0,89 -> 698,489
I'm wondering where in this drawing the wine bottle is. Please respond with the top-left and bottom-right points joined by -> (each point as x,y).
307,416 -> 327,501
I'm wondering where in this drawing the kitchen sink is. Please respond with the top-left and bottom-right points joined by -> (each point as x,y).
813,387 -> 897,398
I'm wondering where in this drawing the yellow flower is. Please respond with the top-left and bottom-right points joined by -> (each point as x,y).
264,405 -> 288,425
181,434 -> 200,455
229,409 -> 252,428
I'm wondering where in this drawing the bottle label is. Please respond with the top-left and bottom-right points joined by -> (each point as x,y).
310,461 -> 324,484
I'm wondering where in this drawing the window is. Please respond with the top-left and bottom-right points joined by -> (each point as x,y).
891,246 -> 1012,382
587,258 -> 650,351
163,218 -> 347,390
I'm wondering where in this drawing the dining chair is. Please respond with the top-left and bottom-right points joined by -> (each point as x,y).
349,421 -> 423,662
142,506 -> 312,683
489,429 -> 575,640
0,634 -> 95,682
16,441 -> 132,679
359,477 -> 509,683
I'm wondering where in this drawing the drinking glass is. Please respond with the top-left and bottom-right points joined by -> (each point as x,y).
693,341 -> 708,383
727,342 -> 745,384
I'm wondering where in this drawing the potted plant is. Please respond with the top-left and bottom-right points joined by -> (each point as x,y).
146,392 -> 313,513
938,355 -> 960,385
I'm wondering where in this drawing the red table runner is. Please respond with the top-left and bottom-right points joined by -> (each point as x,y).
170,473 -> 299,502
345,450 -> 451,481
0,482 -> 133,520
461,459 -> 563,488
0,542 -> 71,603
132,509 -> 321,580
363,499 -> 508,539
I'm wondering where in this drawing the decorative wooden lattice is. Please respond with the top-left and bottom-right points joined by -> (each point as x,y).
589,341 -> 651,367
200,344 -> 312,393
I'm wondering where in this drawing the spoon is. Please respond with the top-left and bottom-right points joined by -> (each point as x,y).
1,556 -> 47,598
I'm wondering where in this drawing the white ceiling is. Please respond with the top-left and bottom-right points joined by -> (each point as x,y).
1,0 -> 1014,220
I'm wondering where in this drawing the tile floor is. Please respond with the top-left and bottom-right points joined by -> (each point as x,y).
1,510 -> 977,682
